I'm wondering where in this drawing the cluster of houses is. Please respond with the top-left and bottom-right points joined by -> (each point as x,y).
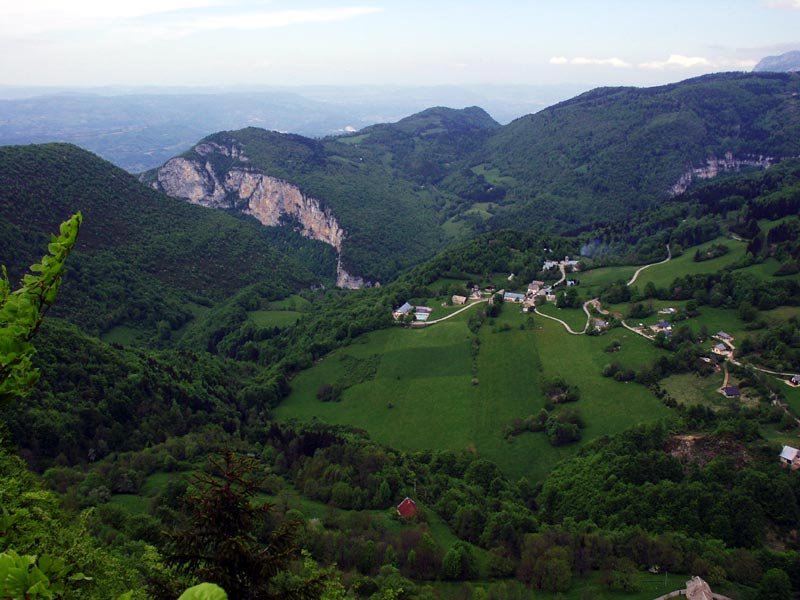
650,320 -> 673,335
452,286 -> 484,305
502,279 -> 557,312
392,302 -> 433,322
711,331 -> 734,358
542,256 -> 581,271
392,286 -> 486,323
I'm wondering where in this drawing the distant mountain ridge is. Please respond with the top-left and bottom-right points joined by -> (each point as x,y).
754,50 -> 800,73
148,72 -> 800,284
0,85 -> 586,172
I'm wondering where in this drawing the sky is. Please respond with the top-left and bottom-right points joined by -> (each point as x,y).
0,0 -> 798,88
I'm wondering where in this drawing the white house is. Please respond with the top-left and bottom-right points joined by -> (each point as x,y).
780,446 -> 800,470
712,343 -> 731,356
393,302 -> 414,320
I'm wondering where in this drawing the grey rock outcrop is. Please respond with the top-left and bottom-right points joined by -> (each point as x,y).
151,144 -> 368,288
669,153 -> 779,196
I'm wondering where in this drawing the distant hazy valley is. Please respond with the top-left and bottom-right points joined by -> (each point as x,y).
0,83 -> 586,172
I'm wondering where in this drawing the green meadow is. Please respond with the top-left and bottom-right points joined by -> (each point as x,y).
782,384 -> 800,418
574,265 -> 637,298
249,310 -> 304,328
535,303 -> 588,331
634,238 -> 747,290
660,372 -> 726,409
277,307 -> 670,482
247,294 -> 312,328
267,294 -> 312,311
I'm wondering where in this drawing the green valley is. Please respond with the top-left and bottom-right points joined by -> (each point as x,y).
3,74 -> 800,600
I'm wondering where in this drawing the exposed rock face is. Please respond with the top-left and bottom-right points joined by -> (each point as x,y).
156,158 -> 228,206
152,144 -> 370,288
669,153 -> 778,196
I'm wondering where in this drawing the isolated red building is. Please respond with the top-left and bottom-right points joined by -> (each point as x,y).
396,497 -> 417,519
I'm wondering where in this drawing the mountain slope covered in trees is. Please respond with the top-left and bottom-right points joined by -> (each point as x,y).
150,72 -> 800,283
0,144 -> 336,338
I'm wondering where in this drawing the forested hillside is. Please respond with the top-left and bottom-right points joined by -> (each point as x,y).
3,78 -> 800,600
150,73 -> 800,284
485,73 -> 800,228
0,144 -> 336,338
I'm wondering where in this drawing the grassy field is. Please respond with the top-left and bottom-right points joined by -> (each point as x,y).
471,163 -> 518,188
267,294 -> 312,312
605,299 -> 750,343
762,424 -> 800,450
574,265 -> 636,298
463,203 -> 495,222
634,238 -> 747,291
246,294 -> 311,328
109,471 -> 184,516
249,310 -> 304,328
277,306 -> 671,483
782,384 -> 800,418
535,303 -> 587,331
661,372 -> 725,409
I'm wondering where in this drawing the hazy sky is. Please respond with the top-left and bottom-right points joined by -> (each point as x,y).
1,0 -> 798,87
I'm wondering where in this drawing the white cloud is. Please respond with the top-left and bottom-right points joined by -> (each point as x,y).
639,54 -> 712,69
0,3 -> 382,39
0,0 -> 219,36
551,53 -> 753,72
173,7 -> 383,34
549,56 -> 631,68
762,0 -> 800,9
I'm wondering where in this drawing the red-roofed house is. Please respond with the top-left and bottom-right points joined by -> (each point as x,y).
396,497 -> 418,519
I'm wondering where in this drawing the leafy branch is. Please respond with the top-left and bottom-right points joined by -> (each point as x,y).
0,212 -> 82,403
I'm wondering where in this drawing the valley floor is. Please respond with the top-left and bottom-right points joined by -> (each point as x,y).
276,307 -> 669,482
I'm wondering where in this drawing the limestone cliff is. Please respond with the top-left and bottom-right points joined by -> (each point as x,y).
669,153 -> 778,196
150,144 -> 369,288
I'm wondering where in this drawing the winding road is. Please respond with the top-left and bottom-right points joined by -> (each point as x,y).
627,244 -> 672,286
535,247 -> 674,337
533,305 -> 587,335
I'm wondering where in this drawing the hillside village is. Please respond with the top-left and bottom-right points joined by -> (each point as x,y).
391,256 -> 582,324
